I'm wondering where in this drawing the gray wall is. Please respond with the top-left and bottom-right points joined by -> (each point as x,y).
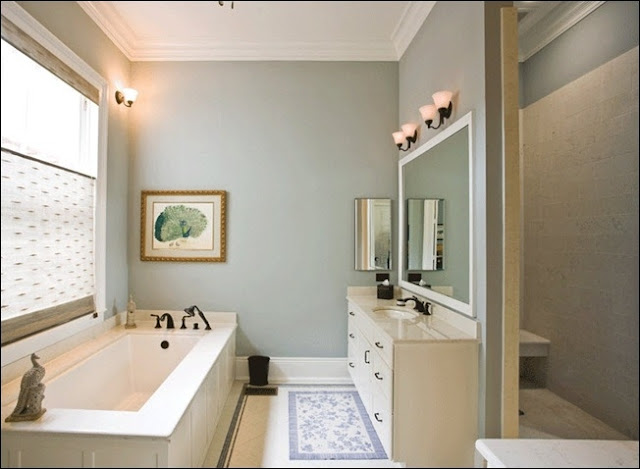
521,1 -> 639,107
129,61 -> 398,357
521,5 -> 639,438
16,1 -> 131,318
398,1 -> 512,438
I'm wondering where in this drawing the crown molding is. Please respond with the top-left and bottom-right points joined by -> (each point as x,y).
391,1 -> 436,60
77,1 -> 403,61
518,1 -> 605,62
128,40 -> 398,62
77,1 -> 138,60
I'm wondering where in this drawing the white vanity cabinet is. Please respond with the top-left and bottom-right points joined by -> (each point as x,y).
347,299 -> 479,467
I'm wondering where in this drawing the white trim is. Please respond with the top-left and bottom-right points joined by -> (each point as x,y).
1,312 -> 106,368
2,2 -> 107,88
76,1 -> 400,62
1,2 -> 109,334
518,1 -> 605,62
391,1 -> 436,60
398,111 -> 474,317
128,40 -> 398,62
76,0 -> 136,60
235,357 -> 352,385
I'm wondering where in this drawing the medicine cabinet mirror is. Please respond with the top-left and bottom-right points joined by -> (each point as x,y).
398,111 -> 473,316
354,198 -> 392,271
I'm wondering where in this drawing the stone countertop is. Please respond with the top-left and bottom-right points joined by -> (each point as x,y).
475,438 -> 639,468
346,293 -> 478,343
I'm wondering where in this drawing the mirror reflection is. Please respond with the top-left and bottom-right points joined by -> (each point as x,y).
399,112 -> 472,315
354,198 -> 392,271
406,199 -> 445,271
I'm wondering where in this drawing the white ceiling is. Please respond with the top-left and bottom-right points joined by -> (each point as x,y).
78,1 -> 436,61
78,1 -> 605,63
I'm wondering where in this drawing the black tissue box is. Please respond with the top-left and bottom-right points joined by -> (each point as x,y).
377,284 -> 394,300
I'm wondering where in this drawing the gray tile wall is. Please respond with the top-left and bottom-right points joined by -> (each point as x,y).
522,47 -> 639,439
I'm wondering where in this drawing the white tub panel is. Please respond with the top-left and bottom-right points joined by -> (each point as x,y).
167,411 -> 191,468
190,386 -> 208,467
205,365 -> 220,442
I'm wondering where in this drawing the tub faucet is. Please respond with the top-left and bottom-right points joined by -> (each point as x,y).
184,305 -> 211,330
155,313 -> 174,329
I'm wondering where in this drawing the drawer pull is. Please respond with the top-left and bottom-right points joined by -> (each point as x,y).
349,362 -> 355,368
364,350 -> 370,364
375,341 -> 383,349
349,333 -> 355,339
374,413 -> 383,422
349,311 -> 355,316
374,372 -> 383,380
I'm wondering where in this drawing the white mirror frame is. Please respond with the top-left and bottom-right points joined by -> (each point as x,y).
398,111 -> 474,317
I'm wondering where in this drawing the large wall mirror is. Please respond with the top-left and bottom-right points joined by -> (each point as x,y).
398,112 -> 473,316
355,198 -> 392,271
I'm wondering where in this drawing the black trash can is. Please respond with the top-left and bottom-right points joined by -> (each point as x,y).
248,355 -> 270,386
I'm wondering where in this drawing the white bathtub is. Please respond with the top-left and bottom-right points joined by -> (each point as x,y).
1,311 -> 236,468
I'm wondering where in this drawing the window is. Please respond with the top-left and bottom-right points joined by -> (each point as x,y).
1,10 -> 106,347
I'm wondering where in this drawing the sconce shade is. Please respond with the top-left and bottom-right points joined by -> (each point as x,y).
393,122 -> 418,152
419,104 -> 437,122
432,90 -> 453,110
392,131 -> 406,145
401,122 -> 418,138
115,87 -> 139,107
421,90 -> 453,130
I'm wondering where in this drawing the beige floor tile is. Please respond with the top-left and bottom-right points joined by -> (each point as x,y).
519,387 -> 630,440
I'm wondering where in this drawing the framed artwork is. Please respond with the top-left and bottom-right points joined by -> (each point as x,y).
140,190 -> 226,262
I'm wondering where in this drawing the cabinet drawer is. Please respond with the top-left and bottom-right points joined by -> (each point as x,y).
369,329 -> 393,369
348,305 -> 373,340
371,352 -> 393,399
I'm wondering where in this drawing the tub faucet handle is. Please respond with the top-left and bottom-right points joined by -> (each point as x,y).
150,314 -> 162,329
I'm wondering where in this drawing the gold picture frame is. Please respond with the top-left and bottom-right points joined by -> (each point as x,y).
140,190 -> 226,262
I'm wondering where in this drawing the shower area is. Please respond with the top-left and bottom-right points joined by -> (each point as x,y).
517,1 -> 638,441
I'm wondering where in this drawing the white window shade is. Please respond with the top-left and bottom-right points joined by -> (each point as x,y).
1,149 -> 95,344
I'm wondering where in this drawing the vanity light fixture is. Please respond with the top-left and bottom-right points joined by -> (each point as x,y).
392,122 -> 418,151
419,90 -> 453,129
115,87 -> 139,107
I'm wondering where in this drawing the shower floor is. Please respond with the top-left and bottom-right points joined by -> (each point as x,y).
519,382 -> 629,440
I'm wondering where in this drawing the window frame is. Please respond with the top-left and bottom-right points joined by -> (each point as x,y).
1,2 -> 108,366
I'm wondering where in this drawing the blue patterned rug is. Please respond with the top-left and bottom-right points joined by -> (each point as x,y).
288,390 -> 387,460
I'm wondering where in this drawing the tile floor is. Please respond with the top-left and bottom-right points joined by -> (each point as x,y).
202,380 -> 630,468
203,382 -> 400,468
518,386 -> 629,440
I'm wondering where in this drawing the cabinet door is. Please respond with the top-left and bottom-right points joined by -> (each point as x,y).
371,390 -> 393,457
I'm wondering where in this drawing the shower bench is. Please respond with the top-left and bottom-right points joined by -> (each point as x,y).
519,329 -> 550,357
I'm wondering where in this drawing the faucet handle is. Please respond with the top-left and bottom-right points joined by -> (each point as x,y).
150,314 -> 162,328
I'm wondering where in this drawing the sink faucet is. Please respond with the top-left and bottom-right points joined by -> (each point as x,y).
399,296 -> 432,315
184,305 -> 211,330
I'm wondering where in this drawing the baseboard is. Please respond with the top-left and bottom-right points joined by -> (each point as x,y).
234,356 -> 352,385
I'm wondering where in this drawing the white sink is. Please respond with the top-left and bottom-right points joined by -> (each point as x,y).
373,307 -> 420,320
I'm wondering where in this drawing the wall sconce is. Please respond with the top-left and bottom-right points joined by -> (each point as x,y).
392,122 -> 418,151
419,90 -> 453,129
115,87 -> 139,107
